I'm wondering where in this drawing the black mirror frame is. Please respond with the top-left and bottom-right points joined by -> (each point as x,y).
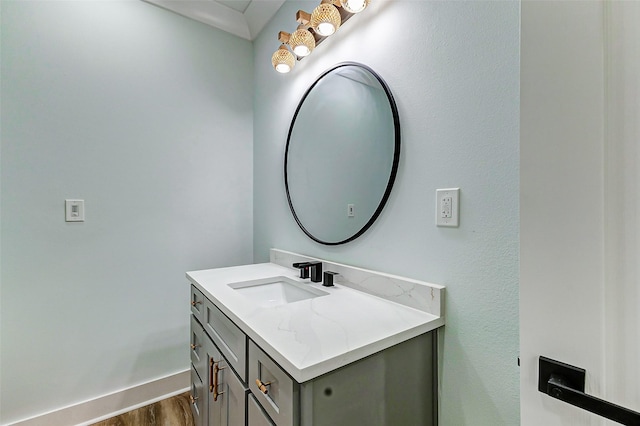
284,62 -> 401,246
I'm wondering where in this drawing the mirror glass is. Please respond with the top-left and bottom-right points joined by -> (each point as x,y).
285,63 -> 400,245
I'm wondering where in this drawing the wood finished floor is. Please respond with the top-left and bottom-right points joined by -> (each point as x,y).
91,392 -> 194,426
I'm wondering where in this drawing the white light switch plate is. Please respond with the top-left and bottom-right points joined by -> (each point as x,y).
436,188 -> 459,227
65,199 -> 85,222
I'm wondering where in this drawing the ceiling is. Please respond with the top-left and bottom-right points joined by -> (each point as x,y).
142,0 -> 286,40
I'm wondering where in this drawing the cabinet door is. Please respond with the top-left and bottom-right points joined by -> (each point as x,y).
206,338 -> 247,426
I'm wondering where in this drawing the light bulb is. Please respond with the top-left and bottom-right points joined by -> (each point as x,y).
317,22 -> 336,36
271,45 -> 295,73
275,63 -> 291,73
340,0 -> 369,14
310,3 -> 341,37
293,45 -> 310,56
289,29 -> 315,57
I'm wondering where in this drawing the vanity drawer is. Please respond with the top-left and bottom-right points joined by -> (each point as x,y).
190,365 -> 207,426
190,316 -> 207,379
248,393 -> 275,426
249,340 -> 299,426
190,285 -> 205,324
203,298 -> 247,382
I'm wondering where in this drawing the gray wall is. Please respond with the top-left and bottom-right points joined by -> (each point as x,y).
0,1 -> 253,423
253,1 -> 520,424
1,1 -> 520,424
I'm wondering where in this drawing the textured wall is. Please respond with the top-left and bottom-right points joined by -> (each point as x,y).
253,1 -> 520,424
0,2 -> 253,423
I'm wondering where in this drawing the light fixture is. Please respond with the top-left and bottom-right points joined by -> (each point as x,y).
310,2 -> 342,36
271,44 -> 295,73
289,28 -> 316,57
272,0 -> 370,73
339,0 -> 370,14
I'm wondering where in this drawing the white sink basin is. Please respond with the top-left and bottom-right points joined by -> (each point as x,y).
229,276 -> 328,307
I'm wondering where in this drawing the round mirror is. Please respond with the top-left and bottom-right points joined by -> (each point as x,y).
285,62 -> 400,245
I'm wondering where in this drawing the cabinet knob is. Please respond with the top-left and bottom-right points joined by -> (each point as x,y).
190,344 -> 199,350
191,300 -> 202,307
189,395 -> 198,404
255,378 -> 271,394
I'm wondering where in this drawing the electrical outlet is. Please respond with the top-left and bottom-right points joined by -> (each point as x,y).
436,188 -> 459,227
441,197 -> 452,218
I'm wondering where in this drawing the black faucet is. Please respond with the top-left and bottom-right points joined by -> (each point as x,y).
308,262 -> 322,283
292,261 -> 322,283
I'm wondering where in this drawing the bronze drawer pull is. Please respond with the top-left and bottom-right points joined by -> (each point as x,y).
189,395 -> 198,404
190,343 -> 199,350
191,300 -> 202,307
209,359 -> 214,392
256,378 -> 271,394
213,362 -> 226,401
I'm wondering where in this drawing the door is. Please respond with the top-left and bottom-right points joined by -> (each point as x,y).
521,1 -> 639,425
206,337 -> 247,426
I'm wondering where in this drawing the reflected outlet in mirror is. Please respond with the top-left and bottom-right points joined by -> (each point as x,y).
229,276 -> 329,307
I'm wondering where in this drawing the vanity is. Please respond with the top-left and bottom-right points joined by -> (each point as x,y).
187,63 -> 441,425
188,249 -> 445,426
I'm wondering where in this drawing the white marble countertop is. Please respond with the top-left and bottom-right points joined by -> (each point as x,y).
187,261 -> 444,383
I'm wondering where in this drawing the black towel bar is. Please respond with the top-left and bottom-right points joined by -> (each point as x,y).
538,356 -> 640,425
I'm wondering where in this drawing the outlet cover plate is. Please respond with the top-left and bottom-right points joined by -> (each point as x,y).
65,199 -> 85,222
436,188 -> 459,227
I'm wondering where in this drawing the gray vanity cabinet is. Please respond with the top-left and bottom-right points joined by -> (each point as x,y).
190,284 -> 436,426
190,285 -> 248,426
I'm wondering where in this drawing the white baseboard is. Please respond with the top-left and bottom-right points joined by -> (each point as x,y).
6,370 -> 190,426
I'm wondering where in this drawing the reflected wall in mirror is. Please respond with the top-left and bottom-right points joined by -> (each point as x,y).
285,62 -> 400,245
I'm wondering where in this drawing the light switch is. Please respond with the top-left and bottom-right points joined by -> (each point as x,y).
436,188 -> 459,227
65,199 -> 85,222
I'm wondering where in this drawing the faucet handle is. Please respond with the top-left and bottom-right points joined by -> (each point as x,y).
292,262 -> 311,279
323,271 -> 338,287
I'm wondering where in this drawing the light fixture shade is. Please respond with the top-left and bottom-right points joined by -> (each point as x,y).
289,29 -> 316,57
272,45 -> 295,73
339,0 -> 370,13
310,3 -> 341,36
